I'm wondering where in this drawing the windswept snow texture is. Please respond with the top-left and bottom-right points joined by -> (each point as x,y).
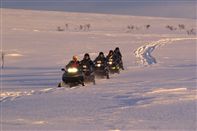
1,9 -> 197,131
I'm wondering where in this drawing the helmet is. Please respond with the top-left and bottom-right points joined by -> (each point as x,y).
99,52 -> 104,55
84,53 -> 89,57
84,53 -> 90,59
99,52 -> 104,57
115,47 -> 119,51
109,50 -> 113,55
73,56 -> 78,61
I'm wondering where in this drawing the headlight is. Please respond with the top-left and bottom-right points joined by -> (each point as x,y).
108,61 -> 113,65
67,68 -> 78,73
112,67 -> 116,69
96,64 -> 101,67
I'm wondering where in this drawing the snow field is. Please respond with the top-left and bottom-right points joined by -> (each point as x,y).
1,9 -> 197,130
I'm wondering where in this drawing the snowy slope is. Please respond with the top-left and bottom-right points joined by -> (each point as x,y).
1,9 -> 197,131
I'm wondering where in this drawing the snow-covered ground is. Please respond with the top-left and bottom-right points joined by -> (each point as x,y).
1,9 -> 197,131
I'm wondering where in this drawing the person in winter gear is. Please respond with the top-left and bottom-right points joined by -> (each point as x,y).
60,56 -> 85,87
114,47 -> 124,70
80,53 -> 96,84
66,55 -> 81,69
114,47 -> 122,57
80,53 -> 94,72
94,52 -> 107,66
94,52 -> 109,79
106,50 -> 120,74
106,50 -> 113,59
106,50 -> 117,62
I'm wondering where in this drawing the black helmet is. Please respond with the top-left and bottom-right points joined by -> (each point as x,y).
115,47 -> 119,51
99,52 -> 104,57
84,53 -> 89,57
99,52 -> 104,56
109,50 -> 113,55
84,53 -> 90,59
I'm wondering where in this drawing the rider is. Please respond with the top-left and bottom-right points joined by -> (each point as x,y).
66,56 -> 81,70
94,52 -> 109,79
114,47 -> 124,70
80,53 -> 94,74
106,50 -> 118,64
94,52 -> 107,67
64,56 -> 85,86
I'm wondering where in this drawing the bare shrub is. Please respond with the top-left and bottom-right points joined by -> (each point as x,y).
79,25 -> 83,31
178,24 -> 185,30
57,26 -> 65,31
65,24 -> 69,30
187,28 -> 196,35
146,25 -> 151,29
127,25 -> 135,32
1,52 -> 5,69
166,25 -> 176,31
78,24 -> 91,31
86,24 -> 91,31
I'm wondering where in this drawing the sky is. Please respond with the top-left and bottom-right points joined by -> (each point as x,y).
1,0 -> 197,19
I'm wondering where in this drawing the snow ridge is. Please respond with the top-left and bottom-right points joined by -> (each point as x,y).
0,88 -> 56,103
134,38 -> 197,66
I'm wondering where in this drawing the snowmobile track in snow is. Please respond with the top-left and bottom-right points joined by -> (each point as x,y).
0,88 -> 53,103
134,37 -> 197,66
0,81 -> 92,103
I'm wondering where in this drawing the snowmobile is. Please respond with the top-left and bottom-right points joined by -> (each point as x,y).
81,64 -> 96,85
107,58 -> 120,74
58,66 -> 85,87
94,60 -> 109,79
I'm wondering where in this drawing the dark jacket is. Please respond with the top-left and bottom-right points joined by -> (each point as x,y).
94,56 -> 107,66
106,53 -> 118,61
114,50 -> 122,63
80,58 -> 94,69
114,50 -> 122,58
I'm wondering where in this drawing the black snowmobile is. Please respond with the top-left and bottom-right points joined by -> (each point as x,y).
107,58 -> 120,74
58,66 -> 85,87
81,64 -> 96,85
94,60 -> 109,79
